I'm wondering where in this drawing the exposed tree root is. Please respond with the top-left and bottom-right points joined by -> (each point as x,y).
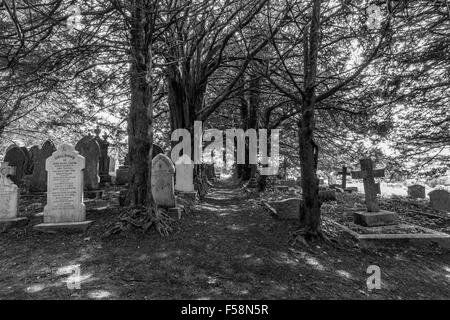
290,227 -> 338,248
102,205 -> 174,238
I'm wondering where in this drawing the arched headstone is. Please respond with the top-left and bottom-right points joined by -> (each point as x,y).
151,154 -> 176,208
75,136 -> 101,190
408,184 -> 425,199
30,140 -> 56,192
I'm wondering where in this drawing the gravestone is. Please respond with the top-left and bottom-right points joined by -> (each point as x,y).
33,144 -> 92,232
4,146 -> 27,186
109,157 -> 116,173
338,166 -> 351,189
175,154 -> 195,193
408,184 -> 426,199
151,154 -> 176,208
75,136 -> 100,190
350,158 -> 397,227
115,161 -> 130,185
0,162 -> 28,229
428,189 -> 450,212
94,128 -> 111,185
30,140 -> 56,193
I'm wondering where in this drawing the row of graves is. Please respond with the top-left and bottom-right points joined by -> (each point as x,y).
0,130 -> 201,233
265,158 -> 450,249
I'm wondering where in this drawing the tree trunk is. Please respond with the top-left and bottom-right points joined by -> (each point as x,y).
127,1 -> 154,206
298,0 -> 322,239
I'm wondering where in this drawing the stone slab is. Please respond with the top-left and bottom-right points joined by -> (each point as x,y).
328,218 -> 450,249
33,221 -> 93,233
0,217 -> 28,231
353,210 -> 398,227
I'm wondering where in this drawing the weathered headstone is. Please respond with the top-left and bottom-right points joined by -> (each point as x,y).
30,140 -> 56,193
151,154 -> 176,208
175,154 -> 195,193
109,156 -> 116,173
428,189 -> 450,212
4,146 -> 27,186
33,144 -> 92,232
115,162 -> 130,185
0,162 -> 27,229
408,184 -> 426,199
75,136 -> 100,190
350,158 -> 397,227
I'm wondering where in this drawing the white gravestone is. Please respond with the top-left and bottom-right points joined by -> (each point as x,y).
34,144 -> 92,232
151,154 -> 176,208
175,154 -> 195,193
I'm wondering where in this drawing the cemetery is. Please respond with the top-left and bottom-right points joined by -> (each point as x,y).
0,0 -> 449,302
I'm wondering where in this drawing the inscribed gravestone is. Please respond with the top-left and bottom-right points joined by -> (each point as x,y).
428,189 -> 450,212
0,162 -> 19,220
175,154 -> 195,193
408,184 -> 426,199
43,144 -> 86,223
75,136 -> 100,190
30,140 -> 56,192
4,146 -> 27,185
151,154 -> 176,208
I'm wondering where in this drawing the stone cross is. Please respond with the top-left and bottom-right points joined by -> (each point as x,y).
0,162 -> 16,185
337,166 -> 351,189
351,158 -> 385,212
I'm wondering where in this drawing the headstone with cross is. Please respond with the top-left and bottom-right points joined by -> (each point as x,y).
337,166 -> 351,189
351,159 -> 385,211
350,158 -> 397,226
0,162 -> 28,229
